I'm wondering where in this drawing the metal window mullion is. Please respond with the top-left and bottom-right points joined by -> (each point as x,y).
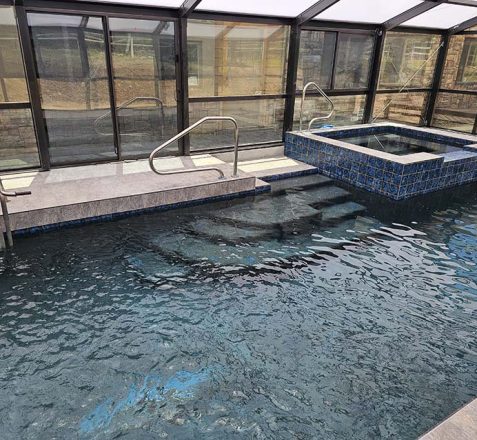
14,3 -> 51,170
282,23 -> 301,137
174,18 -> 189,155
425,33 -> 450,127
363,28 -> 386,123
102,16 -> 121,160
329,31 -> 339,90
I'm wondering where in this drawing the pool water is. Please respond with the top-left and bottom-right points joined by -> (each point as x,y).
333,132 -> 462,155
1,174 -> 477,439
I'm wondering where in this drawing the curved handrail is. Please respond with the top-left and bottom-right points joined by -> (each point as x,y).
149,116 -> 239,179
299,82 -> 335,131
0,178 -> 31,248
94,97 -> 165,136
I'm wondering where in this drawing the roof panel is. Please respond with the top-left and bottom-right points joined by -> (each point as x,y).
76,0 -> 184,8
403,4 -> 477,29
196,0 -> 318,17
314,0 -> 424,24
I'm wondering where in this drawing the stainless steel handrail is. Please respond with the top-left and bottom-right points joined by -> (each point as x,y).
299,82 -> 335,131
149,116 -> 240,179
94,96 -> 165,136
0,178 -> 31,248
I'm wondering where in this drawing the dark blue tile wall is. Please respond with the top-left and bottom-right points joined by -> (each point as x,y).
285,127 -> 477,200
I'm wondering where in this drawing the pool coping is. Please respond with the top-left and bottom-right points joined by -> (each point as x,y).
289,122 -> 477,165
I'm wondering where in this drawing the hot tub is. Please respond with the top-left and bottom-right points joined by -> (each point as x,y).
285,123 -> 477,200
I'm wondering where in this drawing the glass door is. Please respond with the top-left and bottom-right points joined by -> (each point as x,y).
108,18 -> 178,158
27,13 -> 117,165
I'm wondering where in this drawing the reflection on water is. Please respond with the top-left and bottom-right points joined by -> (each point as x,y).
1,177 -> 477,439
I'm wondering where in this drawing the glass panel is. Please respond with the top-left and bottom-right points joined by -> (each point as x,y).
293,94 -> 366,129
441,35 -> 477,91
373,92 -> 429,125
187,20 -> 289,97
432,92 -> 477,133
334,34 -> 373,89
403,4 -> 477,29
314,0 -> 423,24
0,108 -> 39,171
297,31 -> 336,90
0,6 -> 29,103
109,18 -> 178,159
28,13 -> 116,165
197,0 -> 318,17
378,32 -> 441,89
189,98 -> 285,150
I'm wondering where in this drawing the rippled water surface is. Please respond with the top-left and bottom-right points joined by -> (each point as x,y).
1,176 -> 477,439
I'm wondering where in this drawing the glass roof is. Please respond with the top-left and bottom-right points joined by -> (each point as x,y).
403,4 -> 477,29
196,0 -> 319,17
72,0 -> 477,30
314,0 -> 424,24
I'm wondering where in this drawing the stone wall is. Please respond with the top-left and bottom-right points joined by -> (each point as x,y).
0,108 -> 39,170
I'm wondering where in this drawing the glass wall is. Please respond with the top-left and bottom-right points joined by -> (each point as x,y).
28,13 -> 116,165
379,32 -> 441,89
293,94 -> 366,129
432,92 -> 477,133
0,6 -> 39,171
109,18 -> 178,158
296,29 -> 374,128
187,19 -> 289,149
373,92 -> 430,125
431,34 -> 477,133
376,32 -> 441,125
297,30 -> 374,91
334,33 -> 373,89
189,98 -> 285,150
297,30 -> 336,89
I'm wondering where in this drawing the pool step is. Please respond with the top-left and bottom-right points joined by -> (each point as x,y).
148,213 -> 376,272
269,174 -> 333,192
124,252 -> 190,284
212,184 -> 351,228
319,201 -> 367,222
291,185 -> 350,207
212,194 -> 321,227
186,217 -> 274,242
1,157 -> 256,233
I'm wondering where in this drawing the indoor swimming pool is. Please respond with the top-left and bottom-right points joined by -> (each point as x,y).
1,175 -> 477,439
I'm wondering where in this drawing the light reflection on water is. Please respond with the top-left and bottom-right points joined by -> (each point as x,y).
0,179 -> 477,439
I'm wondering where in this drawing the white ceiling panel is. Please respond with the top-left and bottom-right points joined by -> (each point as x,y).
403,4 -> 477,29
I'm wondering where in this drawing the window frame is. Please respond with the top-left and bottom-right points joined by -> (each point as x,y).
297,28 -> 376,94
456,37 -> 477,87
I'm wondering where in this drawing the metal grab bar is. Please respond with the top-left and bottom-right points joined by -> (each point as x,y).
0,178 -> 31,249
149,116 -> 239,179
94,96 -> 165,136
299,82 -> 335,131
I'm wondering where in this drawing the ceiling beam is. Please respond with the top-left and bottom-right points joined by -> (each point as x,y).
295,0 -> 341,27
384,1 -> 444,31
450,14 -> 477,33
179,0 -> 201,18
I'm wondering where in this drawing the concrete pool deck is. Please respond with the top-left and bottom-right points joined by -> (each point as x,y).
420,398 -> 477,440
0,149 -> 315,234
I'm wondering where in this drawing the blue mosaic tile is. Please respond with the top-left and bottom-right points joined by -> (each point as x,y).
285,125 -> 477,200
